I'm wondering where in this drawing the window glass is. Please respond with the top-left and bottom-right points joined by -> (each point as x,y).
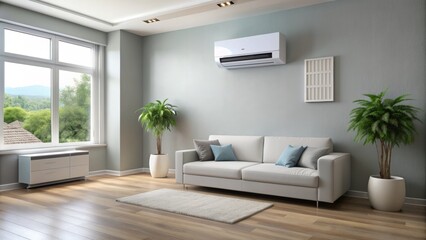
59,41 -> 93,67
59,70 -> 91,143
4,62 -> 51,144
5,29 -> 51,59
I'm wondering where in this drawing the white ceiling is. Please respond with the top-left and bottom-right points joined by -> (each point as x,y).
1,0 -> 333,36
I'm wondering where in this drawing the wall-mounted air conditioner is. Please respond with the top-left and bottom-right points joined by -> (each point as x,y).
214,32 -> 286,69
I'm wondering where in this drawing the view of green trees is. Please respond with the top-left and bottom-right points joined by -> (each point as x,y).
59,74 -> 91,143
23,109 -> 51,142
4,106 -> 27,123
4,95 -> 50,111
4,74 -> 91,143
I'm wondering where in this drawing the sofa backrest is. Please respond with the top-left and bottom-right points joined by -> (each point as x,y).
209,135 -> 264,162
263,136 -> 333,163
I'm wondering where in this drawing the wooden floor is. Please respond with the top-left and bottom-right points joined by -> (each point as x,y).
0,174 -> 425,240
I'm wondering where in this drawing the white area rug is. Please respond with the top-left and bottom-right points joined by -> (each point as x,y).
116,188 -> 273,224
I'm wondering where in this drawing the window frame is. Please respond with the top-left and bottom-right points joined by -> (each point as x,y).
0,22 -> 102,150
2,26 -> 54,63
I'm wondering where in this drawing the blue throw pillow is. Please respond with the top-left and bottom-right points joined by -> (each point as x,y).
276,145 -> 307,167
210,144 -> 237,161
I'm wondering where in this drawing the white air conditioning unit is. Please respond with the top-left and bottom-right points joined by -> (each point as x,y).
214,32 -> 286,69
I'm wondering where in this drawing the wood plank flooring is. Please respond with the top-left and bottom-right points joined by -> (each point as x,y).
0,173 -> 425,240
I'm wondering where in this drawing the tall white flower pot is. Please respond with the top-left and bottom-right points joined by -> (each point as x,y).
149,154 -> 169,178
368,175 -> 405,211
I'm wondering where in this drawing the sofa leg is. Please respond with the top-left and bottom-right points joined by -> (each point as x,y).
316,201 -> 319,208
183,184 -> 186,190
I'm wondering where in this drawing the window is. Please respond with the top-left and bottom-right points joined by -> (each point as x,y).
59,70 -> 91,143
4,62 -> 52,144
5,29 -> 51,59
58,41 -> 93,67
0,23 -> 102,149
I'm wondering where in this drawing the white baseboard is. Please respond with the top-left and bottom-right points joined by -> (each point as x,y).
345,190 -> 426,206
88,168 -> 146,177
345,190 -> 368,199
405,197 -> 426,206
88,168 -> 175,177
0,182 -> 22,192
0,168 -> 150,191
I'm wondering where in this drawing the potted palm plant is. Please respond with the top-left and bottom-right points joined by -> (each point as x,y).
348,91 -> 420,211
137,99 -> 177,178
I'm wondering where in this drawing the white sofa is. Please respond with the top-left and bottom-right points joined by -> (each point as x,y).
175,135 -> 351,206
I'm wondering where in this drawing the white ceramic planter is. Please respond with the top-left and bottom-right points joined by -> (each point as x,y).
149,154 -> 169,178
368,175 -> 405,211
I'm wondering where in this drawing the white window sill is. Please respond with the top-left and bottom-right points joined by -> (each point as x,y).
0,143 -> 107,155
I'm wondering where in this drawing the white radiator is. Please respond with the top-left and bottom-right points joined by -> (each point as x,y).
19,150 -> 89,188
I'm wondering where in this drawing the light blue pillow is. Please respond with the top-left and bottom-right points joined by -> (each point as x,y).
276,145 -> 307,167
210,144 -> 237,161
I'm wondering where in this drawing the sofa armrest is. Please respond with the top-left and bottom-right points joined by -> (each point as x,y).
175,149 -> 198,183
318,153 -> 351,203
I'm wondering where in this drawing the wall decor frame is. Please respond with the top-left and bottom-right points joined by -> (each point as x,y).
304,56 -> 334,102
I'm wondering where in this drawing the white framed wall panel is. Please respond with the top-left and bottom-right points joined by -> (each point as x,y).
304,56 -> 334,102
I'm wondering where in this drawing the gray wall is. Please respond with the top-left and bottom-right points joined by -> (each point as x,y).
106,31 -> 121,171
119,31 -> 144,171
0,0 -> 424,199
141,0 -> 425,198
106,30 -> 144,171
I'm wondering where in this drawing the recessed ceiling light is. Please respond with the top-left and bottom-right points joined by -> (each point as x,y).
143,18 -> 160,24
217,1 -> 234,8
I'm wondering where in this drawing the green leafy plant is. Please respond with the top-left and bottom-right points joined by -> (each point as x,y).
4,107 -> 28,123
348,91 -> 420,179
137,99 -> 177,155
24,109 -> 51,142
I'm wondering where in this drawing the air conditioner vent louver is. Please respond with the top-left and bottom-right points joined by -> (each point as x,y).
220,53 -> 273,63
214,32 -> 286,69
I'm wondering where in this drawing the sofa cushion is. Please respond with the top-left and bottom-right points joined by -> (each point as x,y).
263,136 -> 333,163
183,161 -> 259,179
193,139 -> 220,161
209,135 -> 263,162
211,144 -> 237,161
275,145 -> 306,167
297,147 -> 329,169
241,163 -> 319,187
